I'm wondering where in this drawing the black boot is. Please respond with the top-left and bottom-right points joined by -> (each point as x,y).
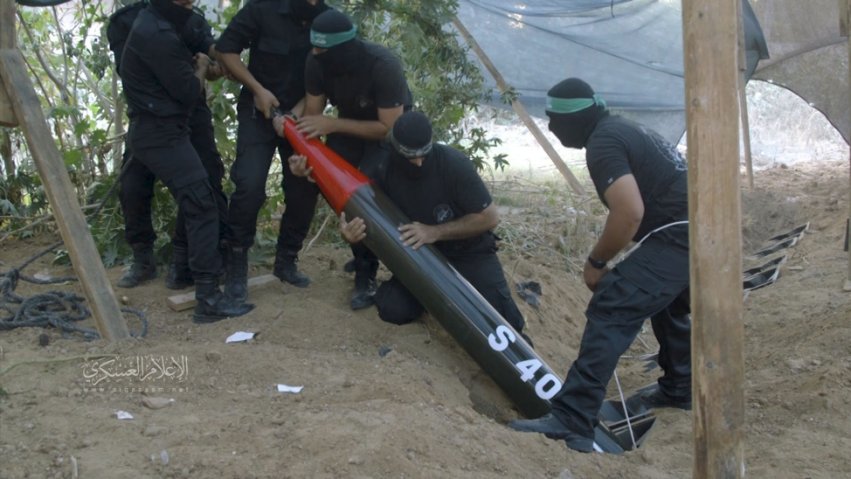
223,245 -> 249,303
117,243 -> 157,288
273,249 -> 310,288
193,276 -> 254,324
350,259 -> 378,310
165,245 -> 193,290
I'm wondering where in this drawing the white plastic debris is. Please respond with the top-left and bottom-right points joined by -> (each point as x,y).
115,410 -> 134,420
276,384 -> 303,394
225,331 -> 256,343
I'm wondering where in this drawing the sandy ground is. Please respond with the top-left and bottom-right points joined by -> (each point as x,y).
1,91 -> 850,478
1,154 -> 849,478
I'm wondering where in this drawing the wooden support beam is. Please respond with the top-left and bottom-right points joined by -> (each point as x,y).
0,0 -> 13,49
0,74 -> 14,127
846,0 -> 851,291
0,0 -> 16,126
739,85 -> 754,189
167,274 -> 278,312
682,0 -> 745,477
452,17 -> 586,196
0,47 -> 130,341
737,0 -> 754,189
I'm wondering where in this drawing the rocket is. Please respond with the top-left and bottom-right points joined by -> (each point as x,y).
281,116 -> 560,417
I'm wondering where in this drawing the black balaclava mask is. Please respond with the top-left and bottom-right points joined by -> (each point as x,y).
310,9 -> 360,76
545,77 -> 609,149
388,111 -> 434,180
150,0 -> 193,30
291,0 -> 327,24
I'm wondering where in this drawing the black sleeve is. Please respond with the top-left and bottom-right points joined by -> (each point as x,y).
106,1 -> 144,71
304,54 -> 324,96
585,130 -> 631,201
182,11 -> 215,56
450,151 -> 492,215
142,32 -> 201,108
215,2 -> 259,54
372,56 -> 409,109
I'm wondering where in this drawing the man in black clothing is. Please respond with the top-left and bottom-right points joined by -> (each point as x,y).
508,78 -> 691,453
295,9 -> 412,310
290,111 -> 526,333
214,0 -> 329,302
120,0 -> 252,322
107,1 -> 229,291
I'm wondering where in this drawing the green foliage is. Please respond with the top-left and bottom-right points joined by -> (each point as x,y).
337,0 -> 501,169
0,172 -> 48,238
2,0 -> 505,264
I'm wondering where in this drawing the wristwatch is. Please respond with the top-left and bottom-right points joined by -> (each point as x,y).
587,256 -> 607,270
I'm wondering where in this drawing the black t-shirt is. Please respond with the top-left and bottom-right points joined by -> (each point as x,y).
585,115 -> 688,241
216,0 -> 317,111
378,144 -> 494,258
304,40 -> 412,121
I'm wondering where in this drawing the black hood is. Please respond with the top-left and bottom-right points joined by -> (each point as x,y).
547,106 -> 608,149
150,0 -> 192,30
313,38 -> 361,77
291,0 -> 328,24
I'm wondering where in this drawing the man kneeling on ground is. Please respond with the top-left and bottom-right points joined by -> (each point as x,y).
289,111 -> 528,336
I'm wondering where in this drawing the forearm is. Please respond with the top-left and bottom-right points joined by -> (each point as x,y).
218,53 -> 264,95
328,117 -> 390,141
288,98 -> 306,117
589,209 -> 640,262
193,70 -> 206,89
433,211 -> 497,242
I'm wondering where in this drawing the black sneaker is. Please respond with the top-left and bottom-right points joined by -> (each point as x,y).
350,278 -> 377,310
507,413 -> 594,453
634,386 -> 692,411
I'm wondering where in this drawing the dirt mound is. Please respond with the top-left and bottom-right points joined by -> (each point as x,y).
0,159 -> 849,478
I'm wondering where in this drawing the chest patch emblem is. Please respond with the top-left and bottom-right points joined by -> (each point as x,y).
433,204 -> 454,224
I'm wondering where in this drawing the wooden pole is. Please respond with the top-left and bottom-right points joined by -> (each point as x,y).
737,1 -> 754,189
452,17 -> 586,196
0,0 -> 130,340
845,0 -> 851,292
682,0 -> 745,476
739,85 -> 754,189
0,0 -> 16,126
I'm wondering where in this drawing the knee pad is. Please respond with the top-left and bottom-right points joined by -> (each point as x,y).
375,281 -> 422,325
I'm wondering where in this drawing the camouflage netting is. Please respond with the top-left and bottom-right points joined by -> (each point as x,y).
751,0 -> 849,143
457,0 -> 849,145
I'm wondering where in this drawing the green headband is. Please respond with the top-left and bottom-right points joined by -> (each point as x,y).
545,94 -> 607,114
310,26 -> 357,48
388,129 -> 433,159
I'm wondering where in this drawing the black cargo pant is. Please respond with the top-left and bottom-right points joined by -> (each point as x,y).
127,116 -> 221,278
323,133 -> 389,278
119,102 -> 227,248
374,249 -> 526,332
225,106 -> 319,253
551,227 -> 691,440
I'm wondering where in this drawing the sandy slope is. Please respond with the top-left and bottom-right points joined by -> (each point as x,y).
0,153 -> 848,478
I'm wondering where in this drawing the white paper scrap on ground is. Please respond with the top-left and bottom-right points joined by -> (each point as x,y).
276,384 -> 304,394
226,331 -> 256,343
115,410 -> 134,420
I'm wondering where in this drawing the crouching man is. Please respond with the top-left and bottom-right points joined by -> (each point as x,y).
290,111 -> 528,335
